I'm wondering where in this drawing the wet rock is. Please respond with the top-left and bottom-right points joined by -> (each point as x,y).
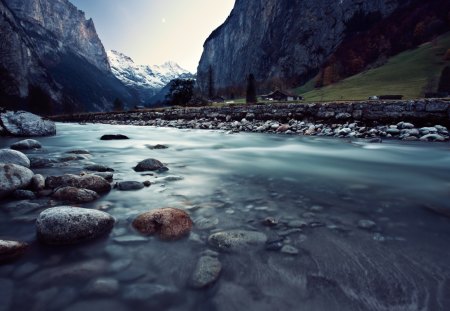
357,219 -> 377,230
152,175 -> 183,183
66,149 -> 90,154
122,283 -> 178,302
189,256 -> 222,289
132,208 -> 193,240
30,174 -> 46,191
276,124 -> 290,132
100,134 -> 129,140
12,190 -> 36,200
53,187 -> 99,203
208,230 -> 267,252
45,174 -> 111,193
84,164 -> 114,172
10,139 -> 42,150
262,217 -> 278,227
281,245 -> 299,255
194,216 -> 219,230
143,180 -> 151,187
0,149 -> 30,167
29,157 -> 57,168
133,158 -> 165,172
265,240 -> 284,251
36,206 -> 115,245
116,181 -> 145,191
90,172 -> 114,181
0,240 -> 28,263
0,164 -> 34,198
0,278 -> 14,311
419,134 -> 446,142
84,278 -> 119,297
147,144 -> 168,150
0,110 -> 56,136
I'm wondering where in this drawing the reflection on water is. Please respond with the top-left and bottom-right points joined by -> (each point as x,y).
1,123 -> 450,311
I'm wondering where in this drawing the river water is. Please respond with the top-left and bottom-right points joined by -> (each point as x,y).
1,123 -> 450,311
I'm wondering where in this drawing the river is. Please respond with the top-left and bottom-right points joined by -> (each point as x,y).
1,123 -> 450,311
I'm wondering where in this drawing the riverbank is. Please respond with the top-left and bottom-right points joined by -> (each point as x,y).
52,99 -> 450,142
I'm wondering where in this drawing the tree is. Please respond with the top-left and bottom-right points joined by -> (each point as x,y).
113,98 -> 124,111
208,65 -> 215,99
166,79 -> 195,106
246,73 -> 257,104
438,66 -> 450,92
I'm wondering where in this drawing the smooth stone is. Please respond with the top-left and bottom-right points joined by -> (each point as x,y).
0,240 -> 28,263
10,139 -> 41,150
36,206 -> 115,245
281,245 -> 299,255
357,219 -> 377,230
208,230 -> 268,252
52,187 -> 99,203
0,149 -> 30,167
194,216 -> 219,230
100,134 -> 129,140
0,110 -> 56,136
84,278 -> 119,297
90,172 -> 114,181
0,279 -> 14,311
189,256 -> 222,289
12,189 -> 36,200
122,283 -> 178,302
45,174 -> 111,193
0,164 -> 34,198
133,158 -> 165,172
132,208 -> 193,240
84,164 -> 114,172
30,174 -> 45,191
116,181 -> 145,191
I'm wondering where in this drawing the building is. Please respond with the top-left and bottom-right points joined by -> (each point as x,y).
261,90 -> 303,101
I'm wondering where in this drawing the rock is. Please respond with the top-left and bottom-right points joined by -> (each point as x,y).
90,172 -> 114,181
10,139 -> 42,150
29,157 -> 58,168
12,189 -> 36,200
0,240 -> 28,263
45,174 -> 111,193
133,158 -> 165,172
36,206 -> 115,245
357,219 -> 377,230
208,230 -> 268,252
0,149 -> 30,167
53,187 -> 99,203
189,256 -> 222,289
261,217 -> 278,227
100,134 -> 129,140
84,164 -> 114,172
0,164 -> 34,198
386,128 -> 400,135
66,149 -> 90,154
132,208 -> 193,240
116,181 -> 145,191
0,278 -> 14,311
0,110 -> 56,136
335,112 -> 351,120
419,134 -> 446,142
276,124 -> 290,132
122,283 -> 178,303
30,174 -> 46,191
397,122 -> 414,129
147,144 -> 168,149
281,245 -> 299,255
152,175 -> 183,183
143,180 -> 151,187
84,278 -> 119,297
419,127 -> 438,135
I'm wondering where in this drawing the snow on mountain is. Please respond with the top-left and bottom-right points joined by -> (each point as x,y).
107,50 -> 192,91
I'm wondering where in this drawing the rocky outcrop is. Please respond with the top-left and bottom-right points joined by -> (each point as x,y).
197,0 -> 410,92
0,111 -> 56,136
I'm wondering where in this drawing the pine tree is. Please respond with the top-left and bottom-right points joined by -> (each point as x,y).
246,73 -> 257,104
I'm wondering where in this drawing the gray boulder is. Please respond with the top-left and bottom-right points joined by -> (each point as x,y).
0,149 -> 30,167
36,206 -> 115,245
0,163 -> 34,198
45,174 -> 111,193
133,158 -> 165,172
0,110 -> 56,136
189,256 -> 222,289
208,230 -> 267,252
53,187 -> 99,203
30,174 -> 46,191
10,139 -> 42,150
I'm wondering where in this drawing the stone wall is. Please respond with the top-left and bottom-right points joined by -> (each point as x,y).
52,99 -> 450,127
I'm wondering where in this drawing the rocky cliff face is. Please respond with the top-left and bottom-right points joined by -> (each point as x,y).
197,0 -> 411,94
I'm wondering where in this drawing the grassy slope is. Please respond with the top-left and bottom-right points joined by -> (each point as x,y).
296,32 -> 450,101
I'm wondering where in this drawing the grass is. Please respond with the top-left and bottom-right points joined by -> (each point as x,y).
296,32 -> 450,101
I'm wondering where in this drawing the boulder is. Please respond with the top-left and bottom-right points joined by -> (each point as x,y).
132,208 -> 193,240
30,174 -> 46,191
0,164 -> 34,198
189,256 -> 222,289
53,187 -> 99,203
0,240 -> 28,263
208,230 -> 267,252
133,158 -> 165,172
0,149 -> 30,167
45,174 -> 111,194
84,164 -> 114,172
10,139 -> 42,150
0,110 -> 56,136
36,206 -> 115,245
100,134 -> 129,140
116,181 -> 145,191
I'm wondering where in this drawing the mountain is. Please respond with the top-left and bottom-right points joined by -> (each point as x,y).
107,50 -> 194,104
197,0 -> 416,96
0,0 -> 135,113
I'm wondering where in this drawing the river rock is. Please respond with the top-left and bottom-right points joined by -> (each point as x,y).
0,240 -> 28,263
36,206 -> 115,245
189,256 -> 222,289
30,174 -> 46,191
89,172 -> 114,181
100,134 -> 129,140
29,157 -> 58,168
208,230 -> 268,252
132,208 -> 193,240
0,164 -> 34,198
10,139 -> 42,150
84,164 -> 114,172
419,134 -> 446,142
116,181 -> 145,191
53,187 -> 99,203
133,158 -> 165,172
0,111 -> 56,136
147,144 -> 168,150
45,174 -> 111,193
0,149 -> 30,167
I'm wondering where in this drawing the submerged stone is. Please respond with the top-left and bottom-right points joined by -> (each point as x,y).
10,139 -> 42,150
0,240 -> 28,263
133,158 -> 165,172
208,230 -> 267,252
189,256 -> 222,289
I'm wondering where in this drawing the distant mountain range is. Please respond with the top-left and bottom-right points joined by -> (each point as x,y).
107,50 -> 194,104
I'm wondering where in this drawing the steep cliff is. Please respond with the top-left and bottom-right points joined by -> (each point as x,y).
197,0 -> 411,95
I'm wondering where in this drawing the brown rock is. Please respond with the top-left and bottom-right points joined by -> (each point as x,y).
53,187 -> 99,203
45,174 -> 111,194
0,240 -> 28,263
132,208 -> 193,240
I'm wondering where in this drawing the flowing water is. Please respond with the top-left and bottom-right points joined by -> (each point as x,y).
1,123 -> 450,311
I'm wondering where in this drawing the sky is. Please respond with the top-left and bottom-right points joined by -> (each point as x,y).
70,0 -> 235,72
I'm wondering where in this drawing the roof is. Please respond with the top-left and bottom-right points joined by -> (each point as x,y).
262,89 -> 298,97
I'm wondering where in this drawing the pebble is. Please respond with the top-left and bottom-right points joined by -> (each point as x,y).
189,256 -> 222,289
